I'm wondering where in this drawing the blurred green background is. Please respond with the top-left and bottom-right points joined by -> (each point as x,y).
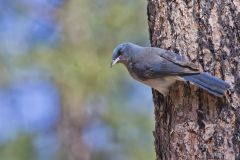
0,0 -> 154,160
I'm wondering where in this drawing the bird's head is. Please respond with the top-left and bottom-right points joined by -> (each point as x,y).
111,43 -> 130,67
111,42 -> 140,67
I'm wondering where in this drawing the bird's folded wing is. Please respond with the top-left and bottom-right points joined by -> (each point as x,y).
132,58 -> 200,80
131,47 -> 201,80
153,48 -> 200,71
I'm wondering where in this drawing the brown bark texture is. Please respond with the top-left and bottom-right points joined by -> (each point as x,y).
147,0 -> 240,159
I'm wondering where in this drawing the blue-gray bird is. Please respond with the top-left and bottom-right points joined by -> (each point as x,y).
111,43 -> 230,97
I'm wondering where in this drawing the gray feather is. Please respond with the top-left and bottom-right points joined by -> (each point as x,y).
182,73 -> 230,96
128,47 -> 200,80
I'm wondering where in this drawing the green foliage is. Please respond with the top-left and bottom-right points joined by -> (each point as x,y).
0,135 -> 35,160
22,0 -> 149,96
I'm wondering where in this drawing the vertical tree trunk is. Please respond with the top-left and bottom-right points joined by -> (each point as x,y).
147,0 -> 240,159
58,93 -> 90,160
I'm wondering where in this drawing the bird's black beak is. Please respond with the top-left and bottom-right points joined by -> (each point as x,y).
110,56 -> 120,68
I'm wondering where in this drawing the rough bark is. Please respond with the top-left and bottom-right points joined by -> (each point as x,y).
147,0 -> 240,159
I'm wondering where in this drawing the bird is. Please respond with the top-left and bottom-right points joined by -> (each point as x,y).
111,42 -> 230,97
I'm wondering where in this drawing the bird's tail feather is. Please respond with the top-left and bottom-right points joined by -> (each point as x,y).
182,73 -> 230,96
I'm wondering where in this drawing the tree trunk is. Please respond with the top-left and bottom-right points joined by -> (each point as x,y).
147,0 -> 240,159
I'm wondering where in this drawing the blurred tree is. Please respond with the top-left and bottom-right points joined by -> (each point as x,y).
52,1 -> 154,159
147,0 -> 240,159
28,0 -> 154,160
0,0 -> 155,159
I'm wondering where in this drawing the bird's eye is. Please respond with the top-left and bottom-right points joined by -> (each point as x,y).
118,50 -> 122,56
